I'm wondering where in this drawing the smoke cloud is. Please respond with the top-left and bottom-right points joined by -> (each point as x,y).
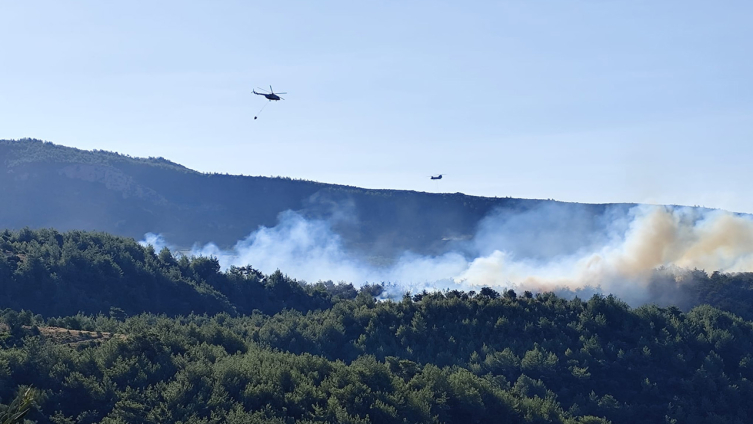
458,206 -> 753,304
141,203 -> 753,304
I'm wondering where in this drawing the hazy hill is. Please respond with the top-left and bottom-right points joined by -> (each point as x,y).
0,138 -> 626,257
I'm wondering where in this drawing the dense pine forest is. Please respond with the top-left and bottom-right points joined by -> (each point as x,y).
2,229 -> 753,422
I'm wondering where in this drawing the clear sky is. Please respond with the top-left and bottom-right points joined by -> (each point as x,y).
2,1 -> 753,211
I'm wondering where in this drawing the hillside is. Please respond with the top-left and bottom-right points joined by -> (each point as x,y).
0,139 -> 626,257
0,228 -> 369,318
2,229 -> 753,423
4,227 -> 753,319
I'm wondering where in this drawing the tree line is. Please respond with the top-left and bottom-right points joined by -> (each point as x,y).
3,228 -> 753,422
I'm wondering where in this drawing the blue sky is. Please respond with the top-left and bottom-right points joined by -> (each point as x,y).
2,1 -> 753,211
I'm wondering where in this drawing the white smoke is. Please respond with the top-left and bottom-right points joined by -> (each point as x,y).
460,206 -> 753,287
139,232 -> 171,252
192,211 -> 376,285
141,204 -> 753,303
184,210 -> 469,294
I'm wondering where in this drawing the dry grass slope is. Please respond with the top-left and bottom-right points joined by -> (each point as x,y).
0,324 -> 126,347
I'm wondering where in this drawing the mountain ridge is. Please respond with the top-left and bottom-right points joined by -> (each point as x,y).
2,138 -> 635,257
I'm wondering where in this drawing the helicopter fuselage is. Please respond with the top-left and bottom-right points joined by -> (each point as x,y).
430,175 -> 443,180
253,90 -> 282,101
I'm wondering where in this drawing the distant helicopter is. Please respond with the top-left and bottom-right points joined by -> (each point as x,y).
430,174 -> 444,180
253,86 -> 287,120
253,86 -> 286,101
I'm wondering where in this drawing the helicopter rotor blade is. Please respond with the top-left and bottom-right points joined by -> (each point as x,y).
256,87 -> 270,93
278,96 -> 285,100
275,92 -> 287,94
270,85 -> 274,94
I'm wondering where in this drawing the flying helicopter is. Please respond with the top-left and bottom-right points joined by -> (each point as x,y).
430,174 -> 444,180
253,86 -> 287,119
253,86 -> 286,101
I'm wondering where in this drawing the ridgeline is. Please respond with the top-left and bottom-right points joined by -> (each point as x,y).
0,138 -> 624,257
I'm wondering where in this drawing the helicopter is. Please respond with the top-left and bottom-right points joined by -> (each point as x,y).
430,174 -> 444,180
253,86 -> 286,101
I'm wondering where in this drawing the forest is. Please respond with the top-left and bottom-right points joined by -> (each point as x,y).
3,228 -> 753,423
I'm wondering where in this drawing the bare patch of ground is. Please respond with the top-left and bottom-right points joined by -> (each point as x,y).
35,326 -> 127,347
0,324 -> 127,347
